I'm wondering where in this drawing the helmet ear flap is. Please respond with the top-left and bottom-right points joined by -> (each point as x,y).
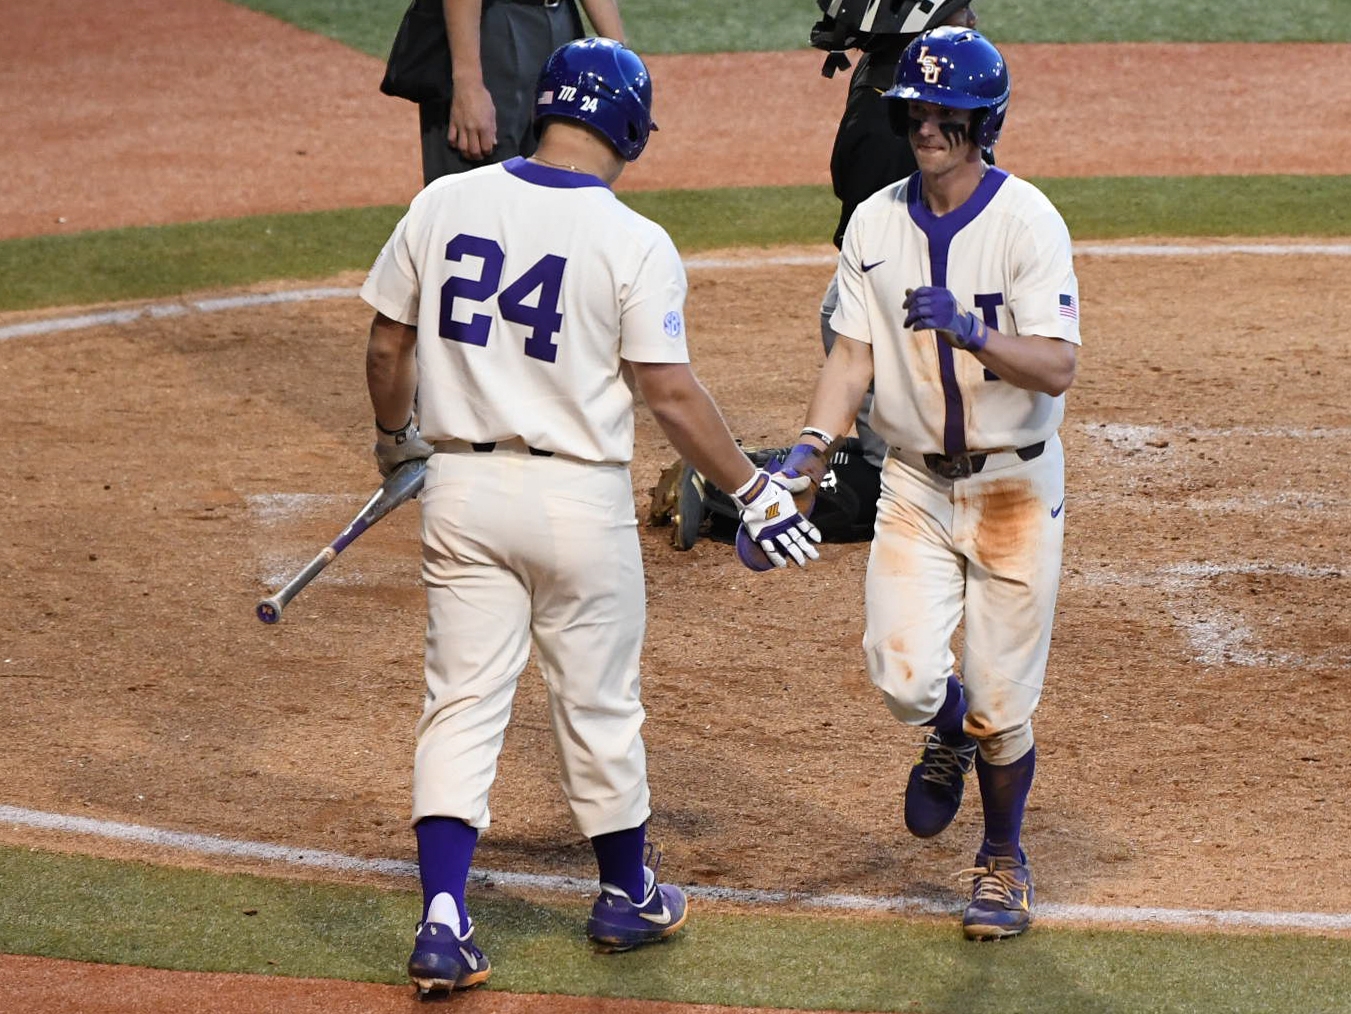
887,98 -> 911,139
971,100 -> 1008,148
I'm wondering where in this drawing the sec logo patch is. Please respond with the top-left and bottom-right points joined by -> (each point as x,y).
663,311 -> 683,338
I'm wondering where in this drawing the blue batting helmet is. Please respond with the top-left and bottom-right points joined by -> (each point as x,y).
883,26 -> 1010,149
534,38 -> 657,162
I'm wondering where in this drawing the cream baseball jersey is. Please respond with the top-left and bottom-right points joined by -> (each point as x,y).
829,167 -> 1081,456
360,157 -> 690,463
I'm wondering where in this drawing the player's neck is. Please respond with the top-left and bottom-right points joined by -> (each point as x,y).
920,157 -> 988,216
532,125 -> 624,185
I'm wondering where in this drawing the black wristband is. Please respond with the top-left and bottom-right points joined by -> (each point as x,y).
376,415 -> 413,436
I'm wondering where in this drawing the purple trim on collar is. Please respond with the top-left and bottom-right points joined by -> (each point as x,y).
503,156 -> 609,190
906,168 -> 1010,456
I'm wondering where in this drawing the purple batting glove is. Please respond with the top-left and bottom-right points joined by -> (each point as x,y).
771,442 -> 828,518
902,286 -> 989,351
734,525 -> 778,572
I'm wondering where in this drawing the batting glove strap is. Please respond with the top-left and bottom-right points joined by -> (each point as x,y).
373,418 -> 433,477
375,415 -> 417,444
730,469 -> 772,511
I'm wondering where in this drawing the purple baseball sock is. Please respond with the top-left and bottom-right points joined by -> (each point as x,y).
928,673 -> 969,742
590,823 -> 647,901
976,745 -> 1036,859
414,816 -> 478,926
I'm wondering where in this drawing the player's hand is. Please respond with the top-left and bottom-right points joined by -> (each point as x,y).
770,442 -> 828,518
449,81 -> 497,161
373,417 -> 434,478
809,15 -> 859,52
731,470 -> 822,570
903,286 -> 989,352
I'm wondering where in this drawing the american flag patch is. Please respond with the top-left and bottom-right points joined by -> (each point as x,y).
1059,293 -> 1078,320
539,90 -> 554,105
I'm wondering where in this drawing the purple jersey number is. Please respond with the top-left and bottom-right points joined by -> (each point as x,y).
973,292 -> 1004,382
439,234 -> 565,362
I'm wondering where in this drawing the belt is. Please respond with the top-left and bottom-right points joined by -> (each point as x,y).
917,441 -> 1046,480
434,438 -> 553,457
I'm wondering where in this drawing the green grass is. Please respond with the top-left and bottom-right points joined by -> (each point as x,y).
2,176 -> 1348,313
231,0 -> 1351,55
4,845 -> 1350,1012
977,0 -> 1351,43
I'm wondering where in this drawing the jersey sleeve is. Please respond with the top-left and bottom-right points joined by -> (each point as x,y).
359,211 -> 420,326
617,229 -> 691,364
827,203 -> 872,345
1007,204 -> 1081,346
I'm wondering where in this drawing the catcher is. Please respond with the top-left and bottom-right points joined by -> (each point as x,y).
650,435 -> 880,551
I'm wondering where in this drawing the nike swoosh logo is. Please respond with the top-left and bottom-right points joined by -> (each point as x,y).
1051,498 -> 1065,519
459,947 -> 479,970
639,905 -> 673,926
861,260 -> 885,273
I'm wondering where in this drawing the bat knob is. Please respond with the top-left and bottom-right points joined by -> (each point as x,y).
256,598 -> 283,624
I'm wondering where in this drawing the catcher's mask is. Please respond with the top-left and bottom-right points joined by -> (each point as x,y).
883,25 -> 1009,149
534,38 -> 657,161
816,0 -> 975,36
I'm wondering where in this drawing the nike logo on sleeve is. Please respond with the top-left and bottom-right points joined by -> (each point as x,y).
861,260 -> 886,272
1051,498 -> 1065,519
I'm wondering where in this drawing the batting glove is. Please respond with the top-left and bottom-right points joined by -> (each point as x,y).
373,416 -> 434,478
731,470 -> 822,570
903,286 -> 989,352
770,440 -> 830,517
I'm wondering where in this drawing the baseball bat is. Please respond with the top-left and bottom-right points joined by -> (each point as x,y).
255,458 -> 427,624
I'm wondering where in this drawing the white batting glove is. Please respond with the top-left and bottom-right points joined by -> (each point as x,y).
732,470 -> 822,569
373,417 -> 433,477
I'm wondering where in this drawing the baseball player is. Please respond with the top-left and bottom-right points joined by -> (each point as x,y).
361,38 -> 819,995
776,26 -> 1080,940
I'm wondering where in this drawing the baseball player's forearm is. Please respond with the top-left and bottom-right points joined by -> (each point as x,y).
974,331 -> 1077,396
630,361 -> 755,494
801,334 -> 875,450
579,0 -> 625,41
366,312 -> 419,430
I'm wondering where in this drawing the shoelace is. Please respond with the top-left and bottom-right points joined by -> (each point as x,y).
957,859 -> 1029,906
919,732 -> 976,787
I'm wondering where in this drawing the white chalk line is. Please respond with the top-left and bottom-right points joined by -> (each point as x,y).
3,805 -> 1346,932
4,242 -> 1351,343
0,286 -> 356,343
1073,560 -> 1349,668
1081,421 -> 1351,443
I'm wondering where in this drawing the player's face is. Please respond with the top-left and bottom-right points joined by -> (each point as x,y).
907,101 -> 976,171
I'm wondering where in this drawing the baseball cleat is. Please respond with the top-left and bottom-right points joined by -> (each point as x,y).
407,919 -> 491,998
587,849 -> 688,952
960,849 -> 1034,940
904,730 -> 978,838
